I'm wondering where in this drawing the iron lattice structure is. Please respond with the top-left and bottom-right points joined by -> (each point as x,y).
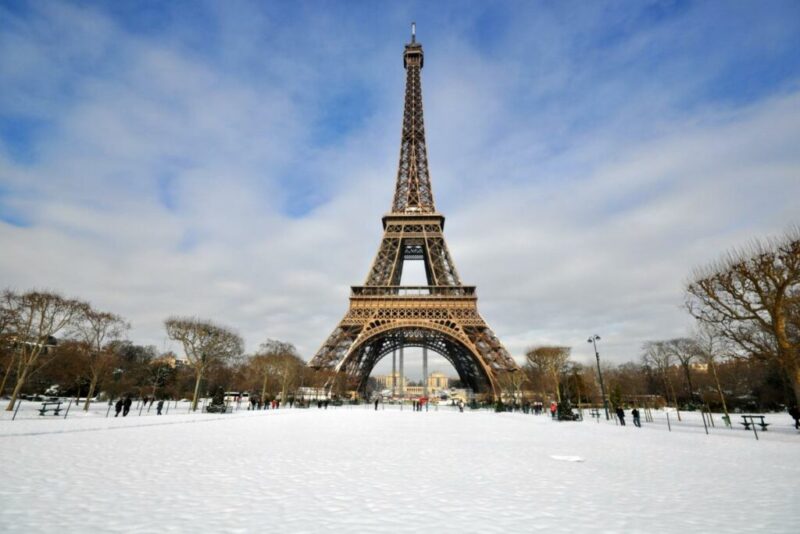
309,33 -> 519,398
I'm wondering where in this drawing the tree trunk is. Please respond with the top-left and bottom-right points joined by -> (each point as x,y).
661,374 -> 670,407
0,353 -> 16,397
789,360 -> 800,409
281,361 -> 292,402
774,307 -> 799,407
260,373 -> 268,404
83,375 -> 99,411
551,371 -> 561,402
6,365 -> 30,411
667,376 -> 682,421
708,358 -> 729,418
682,363 -> 694,401
191,368 -> 203,411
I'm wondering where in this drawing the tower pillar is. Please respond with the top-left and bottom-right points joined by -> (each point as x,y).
423,346 -> 428,398
392,348 -> 397,397
399,344 -> 405,398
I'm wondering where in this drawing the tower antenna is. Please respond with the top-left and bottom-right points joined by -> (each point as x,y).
411,22 -> 416,43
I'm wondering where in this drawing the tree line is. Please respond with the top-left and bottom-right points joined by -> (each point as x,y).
0,294 -> 318,411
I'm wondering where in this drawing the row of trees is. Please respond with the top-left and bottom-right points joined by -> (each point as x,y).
510,334 -> 790,417
0,291 -> 315,411
0,291 -> 129,412
501,228 -> 799,415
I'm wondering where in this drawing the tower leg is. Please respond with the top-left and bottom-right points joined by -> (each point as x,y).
399,345 -> 405,399
423,345 -> 428,398
392,348 -> 396,398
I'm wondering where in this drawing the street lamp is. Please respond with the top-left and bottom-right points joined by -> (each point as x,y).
587,335 -> 610,420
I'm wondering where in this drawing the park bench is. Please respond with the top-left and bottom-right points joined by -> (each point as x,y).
740,415 -> 769,431
38,401 -> 62,416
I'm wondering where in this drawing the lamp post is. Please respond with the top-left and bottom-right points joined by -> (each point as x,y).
588,335 -> 609,420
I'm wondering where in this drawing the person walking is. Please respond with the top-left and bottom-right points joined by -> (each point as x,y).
374,398 -> 379,411
631,407 -> 641,427
550,401 -> 557,419
122,396 -> 132,417
114,398 -> 123,417
788,405 -> 800,429
156,399 -> 164,415
616,407 -> 626,426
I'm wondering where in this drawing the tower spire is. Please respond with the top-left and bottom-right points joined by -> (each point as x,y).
392,27 -> 435,214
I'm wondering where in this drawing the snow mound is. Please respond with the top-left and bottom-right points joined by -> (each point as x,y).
550,454 -> 585,462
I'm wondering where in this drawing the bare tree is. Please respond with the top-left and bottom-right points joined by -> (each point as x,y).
164,317 -> 244,411
251,339 -> 303,402
245,354 -> 268,402
642,341 -> 681,420
692,326 -> 730,420
0,290 -> 19,396
73,308 -> 129,411
525,346 -> 571,402
686,229 -> 800,407
497,369 -> 527,404
4,290 -> 87,410
662,338 -> 700,402
147,354 -> 176,400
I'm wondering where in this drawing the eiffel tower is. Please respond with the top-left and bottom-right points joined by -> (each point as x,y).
309,27 -> 518,399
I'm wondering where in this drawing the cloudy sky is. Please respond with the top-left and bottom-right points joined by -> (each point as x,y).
1,1 -> 799,377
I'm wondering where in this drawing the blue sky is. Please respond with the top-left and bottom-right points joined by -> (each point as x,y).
1,0 -> 799,374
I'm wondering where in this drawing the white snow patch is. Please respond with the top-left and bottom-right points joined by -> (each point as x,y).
550,455 -> 585,462
0,404 -> 798,533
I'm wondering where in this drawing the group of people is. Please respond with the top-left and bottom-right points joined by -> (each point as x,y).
614,407 -> 642,427
113,396 -> 165,417
247,398 -> 287,410
372,398 -> 437,411
529,402 -> 545,415
541,399 -> 644,427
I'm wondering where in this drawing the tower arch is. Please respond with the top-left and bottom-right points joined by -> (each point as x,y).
336,324 -> 497,396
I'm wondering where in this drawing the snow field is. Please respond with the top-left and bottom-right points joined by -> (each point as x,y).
0,405 -> 797,533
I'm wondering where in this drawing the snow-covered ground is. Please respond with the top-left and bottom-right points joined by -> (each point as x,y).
0,402 -> 797,533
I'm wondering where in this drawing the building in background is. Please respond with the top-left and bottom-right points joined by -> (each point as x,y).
374,372 -> 454,398
427,372 -> 448,390
375,372 -> 406,390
